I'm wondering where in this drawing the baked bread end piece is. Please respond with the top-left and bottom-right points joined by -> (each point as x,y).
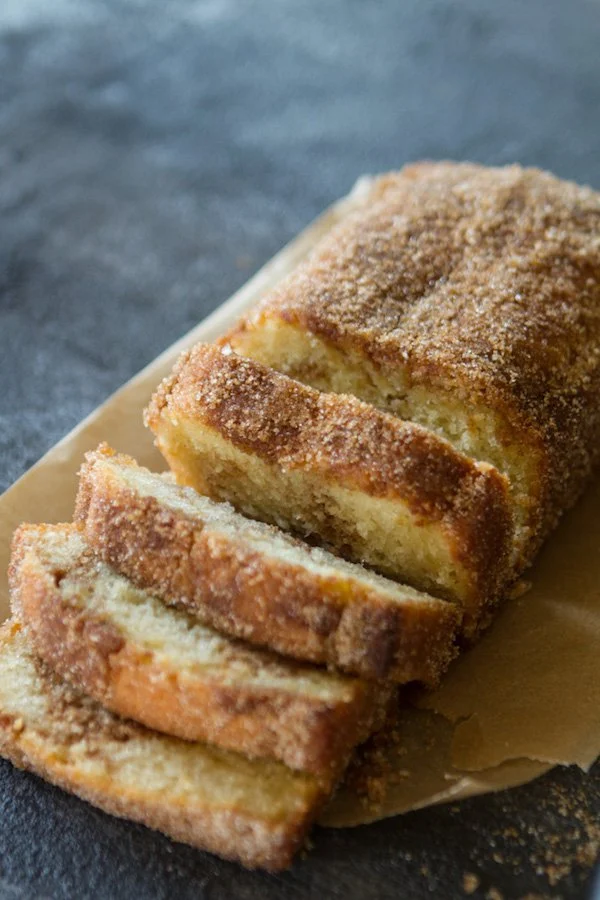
0,621 -> 326,871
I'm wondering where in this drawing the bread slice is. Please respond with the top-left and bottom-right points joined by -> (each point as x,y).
75,445 -> 460,683
10,523 -> 390,776
144,345 -> 512,632
224,162 -> 600,571
0,622 -> 326,870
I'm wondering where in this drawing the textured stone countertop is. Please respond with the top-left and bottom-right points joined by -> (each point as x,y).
0,1 -> 599,897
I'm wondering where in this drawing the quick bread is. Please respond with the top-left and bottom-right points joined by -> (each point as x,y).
144,345 -> 512,631
75,445 -> 461,682
224,162 -> 600,570
0,622 -> 325,870
10,523 -> 390,776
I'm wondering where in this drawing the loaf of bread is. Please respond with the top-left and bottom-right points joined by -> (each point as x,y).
9,160 -> 594,873
75,445 -> 460,681
224,162 -> 600,571
145,345 -> 512,632
10,522 -> 390,776
0,622 -> 326,870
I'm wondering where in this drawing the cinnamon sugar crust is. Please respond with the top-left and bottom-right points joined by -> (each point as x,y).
226,162 -> 600,567
145,344 -> 512,626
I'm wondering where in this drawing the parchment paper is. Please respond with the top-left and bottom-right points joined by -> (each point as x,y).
1,183 -> 598,828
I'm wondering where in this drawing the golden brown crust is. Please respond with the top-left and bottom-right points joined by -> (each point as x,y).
226,162 -> 600,560
145,343 -> 513,614
75,446 -> 461,684
10,522 -> 388,776
0,622 -> 322,871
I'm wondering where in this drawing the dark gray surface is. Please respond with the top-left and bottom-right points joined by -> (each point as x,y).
0,1 -> 599,897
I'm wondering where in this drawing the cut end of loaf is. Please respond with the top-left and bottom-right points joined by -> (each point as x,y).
0,621 -> 324,870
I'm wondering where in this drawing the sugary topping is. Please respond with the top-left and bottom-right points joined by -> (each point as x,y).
255,162 -> 600,439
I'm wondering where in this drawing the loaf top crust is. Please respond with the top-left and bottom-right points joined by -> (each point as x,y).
246,162 -> 600,436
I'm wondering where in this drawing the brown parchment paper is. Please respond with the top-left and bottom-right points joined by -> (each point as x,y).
1,181 -> 598,829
